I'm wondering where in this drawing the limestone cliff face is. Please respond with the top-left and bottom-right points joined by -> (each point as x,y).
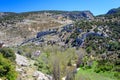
61,11 -> 94,20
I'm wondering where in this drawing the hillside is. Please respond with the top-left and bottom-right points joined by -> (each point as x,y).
0,7 -> 120,80
0,12 -> 16,18
107,7 -> 120,15
0,10 -> 94,46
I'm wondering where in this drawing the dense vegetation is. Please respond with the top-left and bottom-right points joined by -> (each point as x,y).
17,44 -> 78,80
67,12 -> 120,80
0,48 -> 17,80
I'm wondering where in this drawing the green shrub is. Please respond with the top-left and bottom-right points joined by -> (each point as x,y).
0,54 -> 17,80
0,48 -> 16,62
114,72 -> 120,79
86,46 -> 92,54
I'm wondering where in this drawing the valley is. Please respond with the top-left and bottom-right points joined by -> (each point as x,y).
0,7 -> 120,80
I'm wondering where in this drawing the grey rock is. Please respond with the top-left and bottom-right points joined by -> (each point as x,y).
15,53 -> 29,66
33,71 -> 52,80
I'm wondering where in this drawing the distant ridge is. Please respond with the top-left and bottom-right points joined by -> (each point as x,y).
0,10 -> 94,20
0,12 -> 16,18
107,7 -> 120,15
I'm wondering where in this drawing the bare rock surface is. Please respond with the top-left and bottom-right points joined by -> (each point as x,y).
15,53 -> 52,80
15,53 -> 29,66
33,71 -> 52,80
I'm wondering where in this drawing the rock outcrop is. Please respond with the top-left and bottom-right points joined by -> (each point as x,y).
15,53 -> 29,66
15,53 -> 52,80
33,71 -> 52,80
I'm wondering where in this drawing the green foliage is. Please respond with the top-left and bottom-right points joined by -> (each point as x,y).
86,46 -> 92,54
0,54 -> 17,80
0,48 -> 16,62
69,16 -> 120,80
94,64 -> 113,73
70,32 -> 79,39
35,45 -> 77,79
114,72 -> 120,79
108,42 -> 120,51
94,28 -> 99,33
76,68 -> 118,80
74,21 -> 93,32
34,57 -> 51,74
17,44 -> 36,58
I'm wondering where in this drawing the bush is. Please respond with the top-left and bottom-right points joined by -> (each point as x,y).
94,61 -> 114,73
35,46 -> 77,79
86,46 -> 92,54
0,54 -> 17,80
114,72 -> 120,79
0,48 -> 16,62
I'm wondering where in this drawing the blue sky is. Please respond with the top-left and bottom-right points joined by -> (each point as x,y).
0,0 -> 120,15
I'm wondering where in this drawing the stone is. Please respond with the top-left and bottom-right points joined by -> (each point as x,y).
15,53 -> 29,66
33,71 -> 52,80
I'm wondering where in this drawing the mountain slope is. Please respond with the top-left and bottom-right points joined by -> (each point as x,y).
0,7 -> 120,80
0,10 -> 94,46
0,12 -> 16,18
107,7 -> 120,15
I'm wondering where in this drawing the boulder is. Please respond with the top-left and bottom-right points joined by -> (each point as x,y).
33,71 -> 52,80
15,53 -> 29,66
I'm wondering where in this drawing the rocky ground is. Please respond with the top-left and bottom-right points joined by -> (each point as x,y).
0,12 -> 73,47
0,10 -> 94,47
15,53 -> 52,80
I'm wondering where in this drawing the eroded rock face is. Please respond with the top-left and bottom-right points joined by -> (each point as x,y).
61,11 -> 94,20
